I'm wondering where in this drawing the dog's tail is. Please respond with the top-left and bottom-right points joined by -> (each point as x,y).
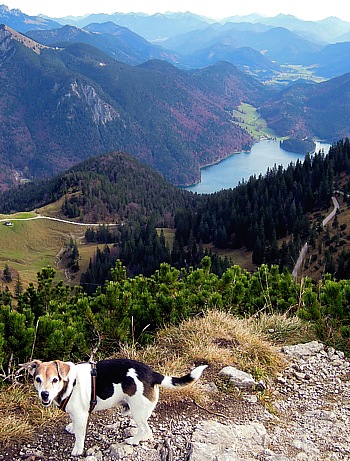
157,364 -> 208,389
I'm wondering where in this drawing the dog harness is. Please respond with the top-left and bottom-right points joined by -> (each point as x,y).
89,362 -> 97,413
58,362 -> 97,413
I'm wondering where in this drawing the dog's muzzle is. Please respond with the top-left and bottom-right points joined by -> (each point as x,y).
41,390 -> 51,406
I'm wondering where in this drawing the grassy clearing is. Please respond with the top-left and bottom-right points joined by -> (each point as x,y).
36,196 -> 67,217
231,103 -> 278,141
0,219 -> 65,286
0,218 -> 89,288
0,212 -> 37,221
158,228 -> 175,248
203,242 -> 256,272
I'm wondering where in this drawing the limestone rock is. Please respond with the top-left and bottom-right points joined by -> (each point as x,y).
189,420 -> 267,460
281,340 -> 325,357
109,443 -> 134,459
219,366 -> 257,389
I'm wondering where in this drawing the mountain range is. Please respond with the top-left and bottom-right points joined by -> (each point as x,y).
0,4 -> 60,31
3,5 -> 350,77
0,24 -> 262,188
1,5 -> 350,190
26,23 -> 181,67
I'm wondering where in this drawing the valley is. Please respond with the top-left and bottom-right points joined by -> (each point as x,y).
1,7 -> 350,189
267,64 -> 327,86
0,4 -> 349,292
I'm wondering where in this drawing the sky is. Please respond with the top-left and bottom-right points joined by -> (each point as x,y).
2,0 -> 350,22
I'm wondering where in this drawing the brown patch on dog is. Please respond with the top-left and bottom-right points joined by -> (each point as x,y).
143,383 -> 157,402
35,362 -> 60,381
54,360 -> 71,381
122,376 -> 137,397
20,359 -> 42,377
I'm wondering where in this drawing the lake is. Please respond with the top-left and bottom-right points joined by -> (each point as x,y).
184,140 -> 331,194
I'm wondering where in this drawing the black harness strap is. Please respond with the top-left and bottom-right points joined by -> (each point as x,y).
89,362 -> 98,413
58,362 -> 97,413
58,379 -> 76,412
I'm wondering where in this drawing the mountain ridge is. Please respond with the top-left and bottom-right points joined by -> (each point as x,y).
0,4 -> 61,31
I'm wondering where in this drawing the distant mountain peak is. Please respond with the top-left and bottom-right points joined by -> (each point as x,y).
0,24 -> 50,54
0,4 -> 60,32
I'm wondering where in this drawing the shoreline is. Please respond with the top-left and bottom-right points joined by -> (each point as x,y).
184,136 -> 274,188
182,138 -> 332,193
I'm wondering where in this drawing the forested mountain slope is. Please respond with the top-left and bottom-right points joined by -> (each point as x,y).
0,150 -> 193,224
0,25 -> 263,189
259,73 -> 350,141
26,24 -> 180,66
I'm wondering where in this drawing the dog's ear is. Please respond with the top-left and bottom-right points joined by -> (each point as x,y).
19,360 -> 42,376
54,360 -> 72,381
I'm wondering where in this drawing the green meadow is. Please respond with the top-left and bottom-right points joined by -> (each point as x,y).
231,103 -> 278,141
0,215 -> 88,288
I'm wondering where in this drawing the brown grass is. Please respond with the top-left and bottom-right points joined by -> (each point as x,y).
116,310 -> 287,403
0,384 -> 65,446
248,312 -> 317,346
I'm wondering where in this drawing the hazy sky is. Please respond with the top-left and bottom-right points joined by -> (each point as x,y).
3,0 -> 350,22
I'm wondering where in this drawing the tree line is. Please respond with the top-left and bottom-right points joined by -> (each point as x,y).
81,218 -> 231,294
80,139 -> 350,287
1,258 -> 350,381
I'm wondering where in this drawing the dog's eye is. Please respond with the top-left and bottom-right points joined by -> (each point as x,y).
52,377 -> 59,383
35,377 -> 41,383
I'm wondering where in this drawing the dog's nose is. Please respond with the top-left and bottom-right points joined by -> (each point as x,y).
41,390 -> 50,401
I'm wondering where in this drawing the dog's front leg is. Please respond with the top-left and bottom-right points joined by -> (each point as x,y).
70,413 -> 89,456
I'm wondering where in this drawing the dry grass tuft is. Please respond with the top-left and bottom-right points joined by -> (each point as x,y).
248,312 -> 317,346
0,383 -> 65,446
117,309 -> 287,403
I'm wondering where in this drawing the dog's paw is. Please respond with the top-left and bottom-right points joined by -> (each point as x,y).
125,436 -> 140,445
65,423 -> 75,434
71,445 -> 84,456
125,432 -> 152,445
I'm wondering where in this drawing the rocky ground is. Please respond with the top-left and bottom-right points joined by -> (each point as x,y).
2,341 -> 350,461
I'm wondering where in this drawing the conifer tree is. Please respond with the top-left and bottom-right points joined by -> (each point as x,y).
14,274 -> 23,298
3,263 -> 12,283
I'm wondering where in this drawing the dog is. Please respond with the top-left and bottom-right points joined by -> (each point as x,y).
21,358 -> 207,456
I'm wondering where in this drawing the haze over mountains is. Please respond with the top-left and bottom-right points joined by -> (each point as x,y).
1,4 -> 350,190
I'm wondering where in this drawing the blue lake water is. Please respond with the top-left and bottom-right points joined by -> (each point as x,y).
184,140 -> 331,194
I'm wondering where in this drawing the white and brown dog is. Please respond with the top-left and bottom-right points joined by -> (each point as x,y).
21,358 -> 207,456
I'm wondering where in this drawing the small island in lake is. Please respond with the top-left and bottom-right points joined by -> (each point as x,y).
280,138 -> 316,155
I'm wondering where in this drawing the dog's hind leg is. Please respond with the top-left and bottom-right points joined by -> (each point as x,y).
125,397 -> 156,445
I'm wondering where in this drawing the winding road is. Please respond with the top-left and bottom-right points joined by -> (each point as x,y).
292,195 -> 340,279
1,202 -> 341,281
0,214 -> 117,227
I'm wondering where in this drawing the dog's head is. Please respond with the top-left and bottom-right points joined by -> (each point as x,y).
20,360 -> 76,407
